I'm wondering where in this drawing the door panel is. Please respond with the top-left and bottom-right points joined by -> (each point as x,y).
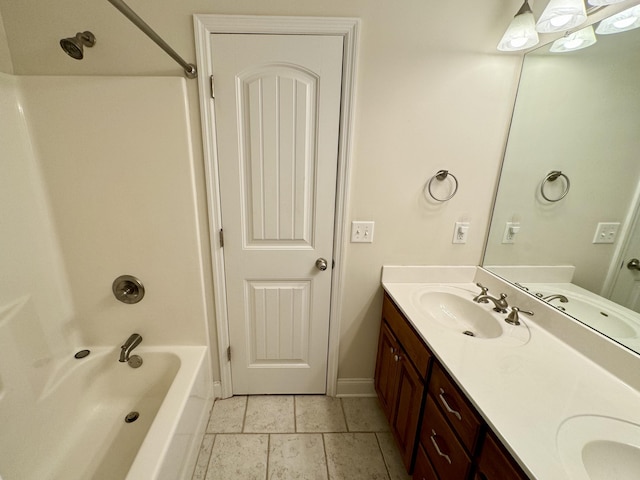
211,34 -> 344,393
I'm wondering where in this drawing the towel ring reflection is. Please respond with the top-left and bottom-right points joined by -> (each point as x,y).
427,170 -> 459,202
540,171 -> 570,203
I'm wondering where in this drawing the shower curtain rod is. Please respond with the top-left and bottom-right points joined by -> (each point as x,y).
106,0 -> 197,79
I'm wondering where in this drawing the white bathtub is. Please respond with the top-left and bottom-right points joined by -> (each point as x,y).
0,345 -> 213,480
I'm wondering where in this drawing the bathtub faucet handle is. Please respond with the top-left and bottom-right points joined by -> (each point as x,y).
119,333 -> 142,362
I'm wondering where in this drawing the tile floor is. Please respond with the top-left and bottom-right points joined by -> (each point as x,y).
191,396 -> 412,480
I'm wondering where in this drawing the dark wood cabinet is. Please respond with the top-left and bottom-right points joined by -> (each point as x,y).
475,433 -> 529,480
375,293 -> 431,471
375,292 -> 531,480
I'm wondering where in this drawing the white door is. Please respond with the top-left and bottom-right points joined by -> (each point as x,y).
211,34 -> 344,394
609,217 -> 640,313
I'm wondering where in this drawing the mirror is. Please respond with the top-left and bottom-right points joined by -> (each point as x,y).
483,10 -> 640,355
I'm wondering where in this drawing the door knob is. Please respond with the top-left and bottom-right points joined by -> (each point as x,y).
627,258 -> 640,271
315,258 -> 328,271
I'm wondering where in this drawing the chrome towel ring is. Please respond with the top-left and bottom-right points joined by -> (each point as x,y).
427,170 -> 459,202
540,170 -> 570,202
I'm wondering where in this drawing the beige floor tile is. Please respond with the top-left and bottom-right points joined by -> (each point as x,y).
295,396 -> 347,432
268,434 -> 328,480
341,397 -> 389,432
324,433 -> 390,480
376,432 -> 411,480
205,434 -> 268,480
191,434 -> 215,480
244,395 -> 295,433
206,396 -> 247,433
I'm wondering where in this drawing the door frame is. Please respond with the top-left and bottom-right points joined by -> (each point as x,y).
193,15 -> 360,398
602,181 -> 640,298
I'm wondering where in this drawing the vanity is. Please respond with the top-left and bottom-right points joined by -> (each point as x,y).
375,266 -> 640,480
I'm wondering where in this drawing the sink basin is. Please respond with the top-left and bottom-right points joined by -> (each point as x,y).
557,415 -> 640,479
416,290 -> 503,339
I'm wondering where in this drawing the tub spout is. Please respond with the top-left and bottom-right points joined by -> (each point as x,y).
119,333 -> 142,362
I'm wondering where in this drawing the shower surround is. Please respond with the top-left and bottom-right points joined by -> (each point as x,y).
0,73 -> 214,479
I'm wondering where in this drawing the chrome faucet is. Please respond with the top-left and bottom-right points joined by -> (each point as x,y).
474,293 -> 509,313
473,283 -> 490,303
542,294 -> 568,303
505,306 -> 534,326
119,333 -> 142,362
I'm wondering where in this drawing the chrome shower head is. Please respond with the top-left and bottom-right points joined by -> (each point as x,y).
60,31 -> 96,60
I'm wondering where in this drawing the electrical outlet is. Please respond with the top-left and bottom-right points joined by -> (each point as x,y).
351,221 -> 375,243
452,222 -> 470,244
593,222 -> 620,244
502,222 -> 521,244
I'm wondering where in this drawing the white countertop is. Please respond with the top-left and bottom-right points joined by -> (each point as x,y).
381,267 -> 640,479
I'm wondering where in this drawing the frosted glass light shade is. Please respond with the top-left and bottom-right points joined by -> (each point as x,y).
550,26 -> 597,52
587,0 -> 626,5
536,0 -> 587,33
498,2 -> 539,51
596,5 -> 640,34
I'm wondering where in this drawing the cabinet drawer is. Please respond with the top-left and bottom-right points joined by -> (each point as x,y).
429,362 -> 482,454
383,293 -> 431,376
421,395 -> 472,480
476,432 -> 529,480
413,444 -> 438,480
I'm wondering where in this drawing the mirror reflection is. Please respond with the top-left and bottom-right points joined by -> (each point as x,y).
483,9 -> 640,354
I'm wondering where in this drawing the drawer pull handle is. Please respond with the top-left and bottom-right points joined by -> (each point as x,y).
430,429 -> 452,464
439,388 -> 462,421
394,354 -> 399,362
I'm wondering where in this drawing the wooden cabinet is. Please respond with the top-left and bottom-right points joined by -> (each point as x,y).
375,293 -> 431,471
475,433 -> 529,480
375,292 -> 531,480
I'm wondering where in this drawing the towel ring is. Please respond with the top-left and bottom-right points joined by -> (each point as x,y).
427,170 -> 459,202
540,171 -> 570,203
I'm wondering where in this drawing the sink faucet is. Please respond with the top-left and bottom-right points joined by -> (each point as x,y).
119,333 -> 142,362
473,283 -> 490,303
474,293 -> 509,313
505,306 -> 534,326
542,294 -> 568,303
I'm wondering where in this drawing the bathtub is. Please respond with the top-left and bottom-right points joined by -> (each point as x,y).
0,345 -> 213,480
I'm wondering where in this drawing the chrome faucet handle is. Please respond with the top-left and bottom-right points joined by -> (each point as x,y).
505,306 -> 533,326
473,283 -> 490,303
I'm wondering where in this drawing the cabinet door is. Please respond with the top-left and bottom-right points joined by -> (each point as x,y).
476,433 -> 529,480
375,322 -> 399,419
392,351 -> 425,471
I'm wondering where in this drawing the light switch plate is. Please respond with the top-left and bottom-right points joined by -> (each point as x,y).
592,222 -> 620,244
502,222 -> 520,244
351,221 -> 374,243
452,222 -> 470,244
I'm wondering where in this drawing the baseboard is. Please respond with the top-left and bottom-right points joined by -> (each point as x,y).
336,378 -> 376,397
212,381 -> 223,400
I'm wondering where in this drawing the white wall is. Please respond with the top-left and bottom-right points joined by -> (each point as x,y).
0,0 -> 526,385
485,36 -> 640,294
0,8 -> 11,73
18,76 -> 210,347
0,74 -> 75,396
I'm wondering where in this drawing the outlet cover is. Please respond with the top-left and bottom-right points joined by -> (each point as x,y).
592,222 -> 620,244
351,221 -> 374,243
452,222 -> 470,244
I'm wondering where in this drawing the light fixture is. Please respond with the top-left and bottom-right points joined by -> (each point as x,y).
596,5 -> 640,34
550,25 -> 597,52
536,0 -> 588,33
497,0 -> 539,51
587,0 -> 627,5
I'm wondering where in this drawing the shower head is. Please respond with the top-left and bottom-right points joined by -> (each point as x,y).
60,31 -> 96,60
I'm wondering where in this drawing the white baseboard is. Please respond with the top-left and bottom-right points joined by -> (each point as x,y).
336,378 -> 376,397
212,381 -> 223,400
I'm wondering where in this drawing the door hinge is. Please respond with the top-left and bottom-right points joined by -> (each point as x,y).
227,346 -> 231,362
219,228 -> 224,247
210,75 -> 215,99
